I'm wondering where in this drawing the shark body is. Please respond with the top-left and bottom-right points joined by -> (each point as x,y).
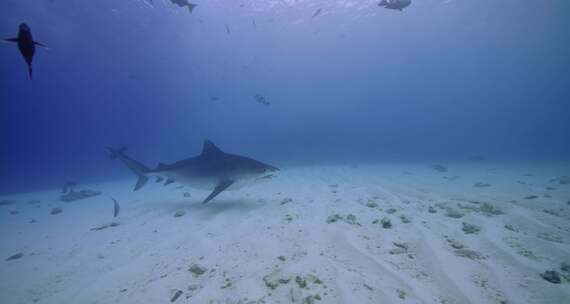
3,23 -> 46,79
108,140 -> 279,204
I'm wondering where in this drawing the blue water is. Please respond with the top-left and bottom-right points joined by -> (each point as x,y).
1,0 -> 570,193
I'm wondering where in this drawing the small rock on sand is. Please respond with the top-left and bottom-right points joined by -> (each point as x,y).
380,217 -> 392,229
9,210 -> 19,215
524,195 -> 538,200
455,249 -> 485,260
170,290 -> 183,302
474,182 -> 492,188
174,210 -> 186,218
188,263 -> 207,276
50,207 -> 62,215
540,270 -> 561,284
183,192 -> 191,198
445,209 -> 465,219
5,252 -> 24,261
280,197 -> 293,205
462,222 -> 481,234
428,206 -> 437,213
504,224 -> 519,232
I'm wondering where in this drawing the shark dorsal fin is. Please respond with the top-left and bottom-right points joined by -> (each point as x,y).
202,140 -> 223,156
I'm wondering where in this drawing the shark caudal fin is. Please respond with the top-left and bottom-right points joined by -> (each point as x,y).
107,147 -> 150,191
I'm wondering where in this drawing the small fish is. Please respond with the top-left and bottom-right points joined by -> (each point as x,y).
312,8 -> 323,18
5,252 -> 24,261
254,94 -> 270,106
3,23 -> 47,79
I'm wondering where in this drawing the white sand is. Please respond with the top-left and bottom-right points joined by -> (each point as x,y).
1,162 -> 569,304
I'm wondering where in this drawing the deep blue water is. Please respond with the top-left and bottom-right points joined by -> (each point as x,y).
1,0 -> 570,193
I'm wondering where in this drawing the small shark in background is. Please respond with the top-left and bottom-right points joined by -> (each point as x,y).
170,0 -> 198,13
378,0 -> 412,11
108,140 -> 279,204
3,23 -> 46,79
312,8 -> 323,19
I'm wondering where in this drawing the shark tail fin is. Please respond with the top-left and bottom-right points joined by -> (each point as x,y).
107,146 -> 127,159
107,146 -> 150,191
188,3 -> 197,13
28,64 -> 32,80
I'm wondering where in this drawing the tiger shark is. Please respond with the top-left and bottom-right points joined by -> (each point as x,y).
108,140 -> 279,204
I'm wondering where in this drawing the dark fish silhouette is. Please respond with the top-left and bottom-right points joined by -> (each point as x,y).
3,23 -> 46,79
255,94 -> 270,106
378,0 -> 412,11
312,8 -> 323,18
170,0 -> 197,13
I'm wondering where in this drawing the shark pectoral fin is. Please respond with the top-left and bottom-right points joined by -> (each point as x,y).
134,175 -> 149,191
3,37 -> 18,43
34,41 -> 47,47
202,180 -> 234,204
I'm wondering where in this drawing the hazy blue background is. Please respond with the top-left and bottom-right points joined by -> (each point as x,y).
1,0 -> 569,193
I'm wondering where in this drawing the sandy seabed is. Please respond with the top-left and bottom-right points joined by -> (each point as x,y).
1,162 -> 569,304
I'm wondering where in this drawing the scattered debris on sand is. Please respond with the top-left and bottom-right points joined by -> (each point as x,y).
5,252 -> 24,261
50,207 -> 62,215
376,217 -> 392,229
91,222 -> 120,231
540,270 -> 561,284
174,210 -> 186,218
504,224 -> 519,232
399,215 -> 412,223
389,242 -> 409,255
280,197 -> 293,205
60,189 -> 101,202
170,289 -> 183,302
455,249 -> 486,260
462,222 -> 481,234
429,164 -> 448,173
537,232 -> 563,243
188,263 -> 207,277
444,208 -> 465,219
365,200 -> 378,208
326,214 -> 360,225
474,182 -> 492,188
